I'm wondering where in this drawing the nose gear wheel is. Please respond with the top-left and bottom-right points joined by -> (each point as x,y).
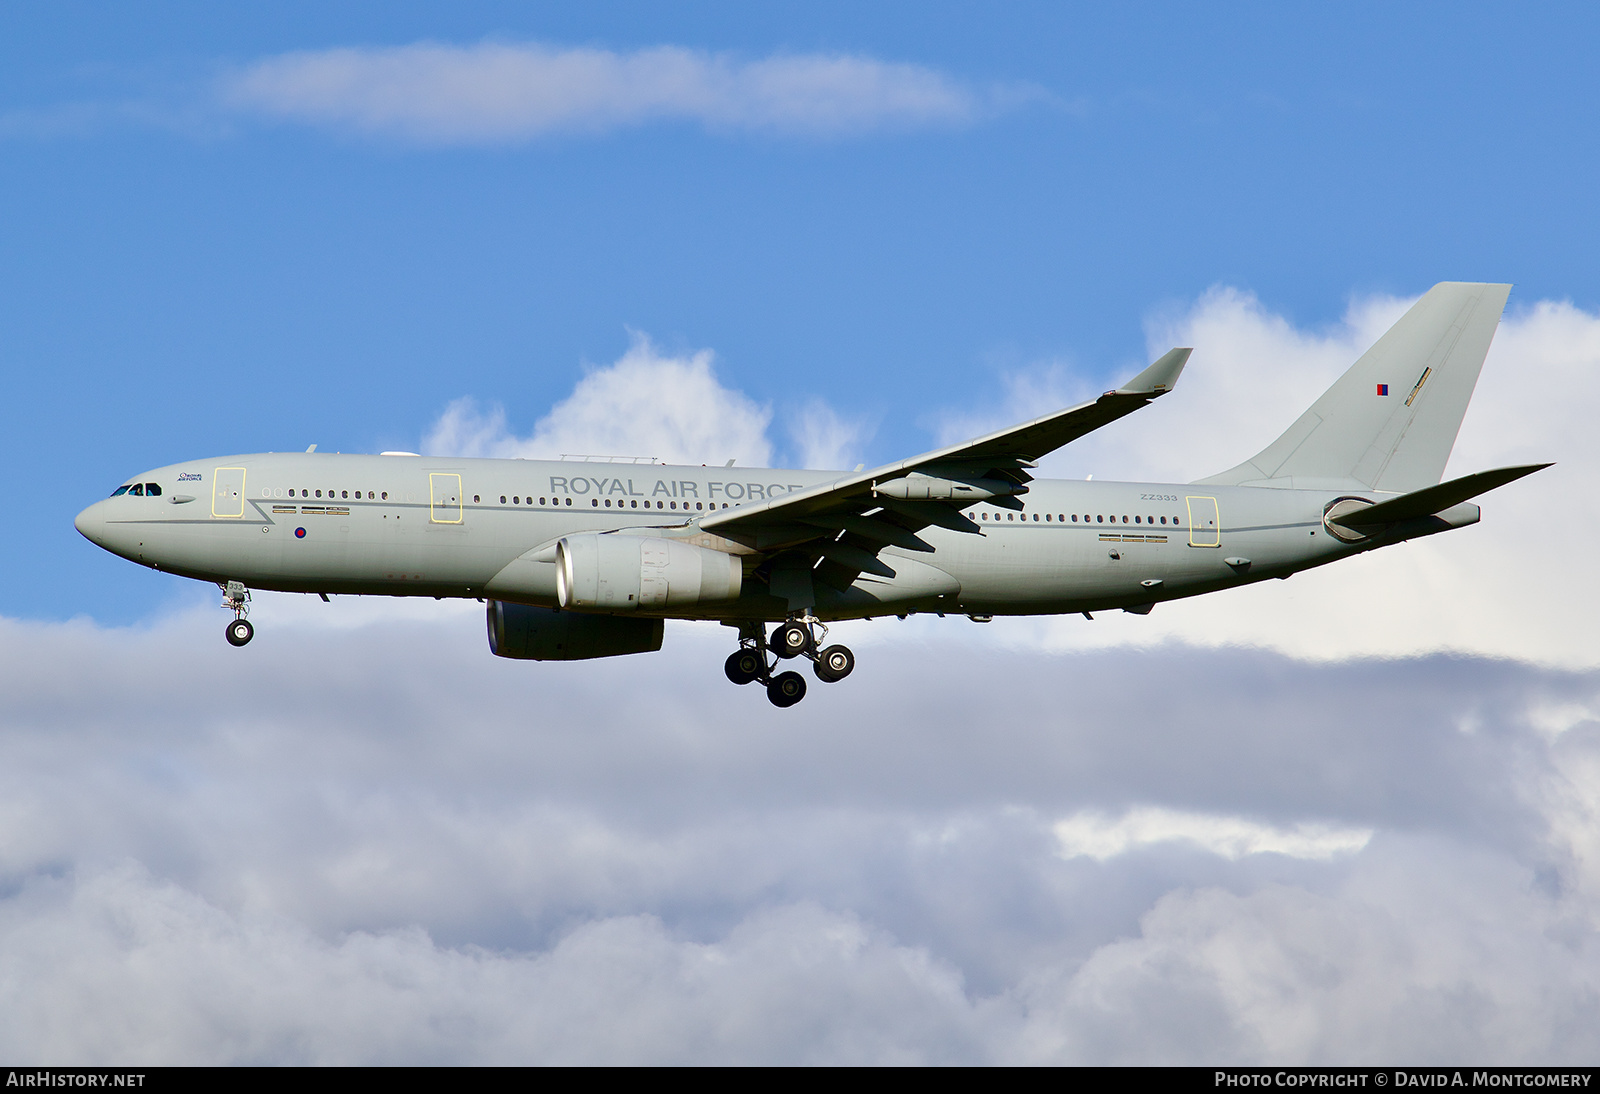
220,581 -> 253,647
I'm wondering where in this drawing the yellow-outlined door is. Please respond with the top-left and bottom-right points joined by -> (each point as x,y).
429,473 -> 463,523
1185,495 -> 1220,547
212,467 -> 246,518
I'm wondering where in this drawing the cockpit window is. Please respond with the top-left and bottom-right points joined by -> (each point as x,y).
110,485 -> 130,497
129,484 -> 145,496
144,483 -> 161,496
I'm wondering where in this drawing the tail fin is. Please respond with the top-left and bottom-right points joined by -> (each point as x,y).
1196,282 -> 1511,492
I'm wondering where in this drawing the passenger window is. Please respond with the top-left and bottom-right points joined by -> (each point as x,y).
670,502 -> 676,509
539,498 -> 546,505
565,498 -> 571,506
473,495 -> 480,503
1134,516 -> 1141,524
341,491 -> 348,499
129,484 -> 144,496
513,496 -> 519,504
111,485 -> 130,497
381,492 -> 388,500
500,496 -> 507,504
604,499 -> 612,507
315,490 -> 322,498
1159,516 -> 1166,524
1032,514 -> 1038,521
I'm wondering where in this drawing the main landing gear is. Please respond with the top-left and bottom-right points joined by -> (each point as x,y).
724,618 -> 855,708
221,580 -> 254,647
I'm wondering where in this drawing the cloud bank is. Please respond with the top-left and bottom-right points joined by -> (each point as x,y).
223,42 -> 1002,143
2,605 -> 1598,1063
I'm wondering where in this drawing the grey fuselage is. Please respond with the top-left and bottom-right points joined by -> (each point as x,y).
74,452 -> 1471,621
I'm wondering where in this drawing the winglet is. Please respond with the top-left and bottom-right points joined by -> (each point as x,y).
1114,348 -> 1191,396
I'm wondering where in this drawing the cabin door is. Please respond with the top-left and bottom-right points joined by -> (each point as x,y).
1186,496 -> 1220,547
429,473 -> 463,524
212,467 -> 246,518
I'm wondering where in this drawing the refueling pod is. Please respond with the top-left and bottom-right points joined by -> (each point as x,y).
556,534 -> 742,611
486,600 -> 663,661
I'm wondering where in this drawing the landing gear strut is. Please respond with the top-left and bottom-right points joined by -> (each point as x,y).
222,580 -> 253,647
726,618 -> 854,706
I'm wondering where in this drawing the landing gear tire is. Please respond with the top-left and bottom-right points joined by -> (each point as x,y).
770,621 -> 813,660
725,649 -> 765,685
813,644 -> 854,683
767,671 -> 807,707
225,619 -> 254,647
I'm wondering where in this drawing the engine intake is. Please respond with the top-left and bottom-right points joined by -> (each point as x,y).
556,534 -> 742,611
487,600 -> 663,661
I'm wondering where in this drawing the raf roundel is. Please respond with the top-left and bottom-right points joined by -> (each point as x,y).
294,527 -> 306,539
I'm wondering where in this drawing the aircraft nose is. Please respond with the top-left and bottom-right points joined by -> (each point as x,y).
75,500 -> 110,548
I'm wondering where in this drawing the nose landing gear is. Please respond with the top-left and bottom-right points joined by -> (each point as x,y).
221,581 -> 253,647
728,618 -> 854,706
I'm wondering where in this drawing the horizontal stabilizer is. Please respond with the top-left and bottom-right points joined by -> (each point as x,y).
1339,463 -> 1551,525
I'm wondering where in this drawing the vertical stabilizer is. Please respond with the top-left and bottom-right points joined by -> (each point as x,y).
1196,282 -> 1511,492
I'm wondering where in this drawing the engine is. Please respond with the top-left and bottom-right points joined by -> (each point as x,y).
486,600 -> 663,661
556,534 -> 742,611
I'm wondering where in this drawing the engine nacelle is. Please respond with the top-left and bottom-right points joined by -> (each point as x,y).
873,472 -> 1017,502
486,600 -> 663,661
556,534 -> 742,611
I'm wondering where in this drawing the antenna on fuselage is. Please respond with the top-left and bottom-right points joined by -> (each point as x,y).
305,444 -> 317,453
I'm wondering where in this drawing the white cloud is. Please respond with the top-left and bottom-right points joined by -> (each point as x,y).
1012,842 -> 1600,1064
222,42 -> 1003,143
0,869 -> 978,1065
788,398 -> 874,471
2,606 -> 1600,1062
423,333 -> 774,467
1054,808 -> 1373,862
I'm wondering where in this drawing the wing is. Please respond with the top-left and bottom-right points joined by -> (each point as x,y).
698,348 -> 1190,603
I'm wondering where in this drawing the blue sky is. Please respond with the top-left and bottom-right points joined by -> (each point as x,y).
6,1 -> 1600,622
5,3 -> 1600,1065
